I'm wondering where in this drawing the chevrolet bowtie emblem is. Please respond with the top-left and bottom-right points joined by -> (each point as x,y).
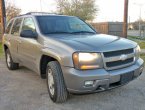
120,54 -> 128,61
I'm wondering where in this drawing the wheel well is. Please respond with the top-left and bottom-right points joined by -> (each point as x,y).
40,55 -> 57,79
4,45 -> 8,52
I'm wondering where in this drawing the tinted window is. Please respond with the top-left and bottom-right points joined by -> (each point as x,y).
36,16 -> 96,35
21,17 -> 36,32
11,18 -> 23,36
5,20 -> 14,34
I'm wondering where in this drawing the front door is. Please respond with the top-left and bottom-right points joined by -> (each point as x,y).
18,17 -> 41,72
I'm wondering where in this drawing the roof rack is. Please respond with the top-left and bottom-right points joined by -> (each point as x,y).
25,12 -> 58,15
18,12 -> 58,17
18,12 -> 64,17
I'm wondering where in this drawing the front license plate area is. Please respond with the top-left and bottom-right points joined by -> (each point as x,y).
120,72 -> 134,84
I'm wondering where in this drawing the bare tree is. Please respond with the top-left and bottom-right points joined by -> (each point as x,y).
131,19 -> 145,30
6,2 -> 21,21
56,0 -> 98,21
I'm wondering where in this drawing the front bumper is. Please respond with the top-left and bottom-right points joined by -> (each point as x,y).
62,58 -> 144,94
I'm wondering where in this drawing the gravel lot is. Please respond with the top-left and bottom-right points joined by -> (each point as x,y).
0,58 -> 145,110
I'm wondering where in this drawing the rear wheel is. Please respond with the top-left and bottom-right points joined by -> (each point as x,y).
46,61 -> 68,103
5,49 -> 19,70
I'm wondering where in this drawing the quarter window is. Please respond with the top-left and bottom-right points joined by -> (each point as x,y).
5,20 -> 14,34
11,18 -> 23,36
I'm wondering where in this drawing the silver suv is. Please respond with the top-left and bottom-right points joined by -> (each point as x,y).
2,12 -> 144,103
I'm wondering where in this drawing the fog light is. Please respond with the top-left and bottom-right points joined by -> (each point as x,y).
85,81 -> 94,87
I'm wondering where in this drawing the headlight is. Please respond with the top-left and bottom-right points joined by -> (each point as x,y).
134,45 -> 141,59
73,52 -> 103,70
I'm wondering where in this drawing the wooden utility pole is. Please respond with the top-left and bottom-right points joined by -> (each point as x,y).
0,0 -> 6,42
123,0 -> 129,38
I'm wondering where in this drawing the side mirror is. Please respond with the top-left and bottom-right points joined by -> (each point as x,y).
20,30 -> 38,39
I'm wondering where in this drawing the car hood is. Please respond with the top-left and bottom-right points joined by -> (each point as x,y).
45,34 -> 137,52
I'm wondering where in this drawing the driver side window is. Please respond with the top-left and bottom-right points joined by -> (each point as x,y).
21,17 -> 36,33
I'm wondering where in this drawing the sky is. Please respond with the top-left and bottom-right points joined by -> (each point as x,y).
7,0 -> 145,22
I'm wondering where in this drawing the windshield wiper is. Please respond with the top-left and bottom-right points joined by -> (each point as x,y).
44,31 -> 96,35
71,31 -> 96,34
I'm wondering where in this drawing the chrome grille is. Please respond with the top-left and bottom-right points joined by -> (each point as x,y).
102,48 -> 135,70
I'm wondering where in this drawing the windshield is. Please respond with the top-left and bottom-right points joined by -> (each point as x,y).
36,16 -> 96,35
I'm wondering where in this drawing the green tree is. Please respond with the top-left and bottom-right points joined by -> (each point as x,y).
56,0 -> 98,21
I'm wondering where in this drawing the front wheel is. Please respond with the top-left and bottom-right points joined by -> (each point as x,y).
5,49 -> 19,70
46,61 -> 68,103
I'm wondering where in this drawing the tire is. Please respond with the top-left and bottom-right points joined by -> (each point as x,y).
46,61 -> 68,103
5,49 -> 19,70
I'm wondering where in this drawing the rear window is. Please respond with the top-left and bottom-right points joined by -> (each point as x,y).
5,20 -> 14,34
11,18 -> 23,36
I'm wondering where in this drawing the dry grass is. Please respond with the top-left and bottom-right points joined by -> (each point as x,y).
128,36 -> 145,49
140,54 -> 145,61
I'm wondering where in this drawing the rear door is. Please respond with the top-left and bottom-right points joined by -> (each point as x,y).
7,18 -> 23,62
18,17 -> 41,72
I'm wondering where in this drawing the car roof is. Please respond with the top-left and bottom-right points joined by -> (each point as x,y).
14,12 -> 74,19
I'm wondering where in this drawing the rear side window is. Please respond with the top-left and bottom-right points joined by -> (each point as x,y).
11,18 -> 23,36
5,20 -> 14,34
21,17 -> 36,32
